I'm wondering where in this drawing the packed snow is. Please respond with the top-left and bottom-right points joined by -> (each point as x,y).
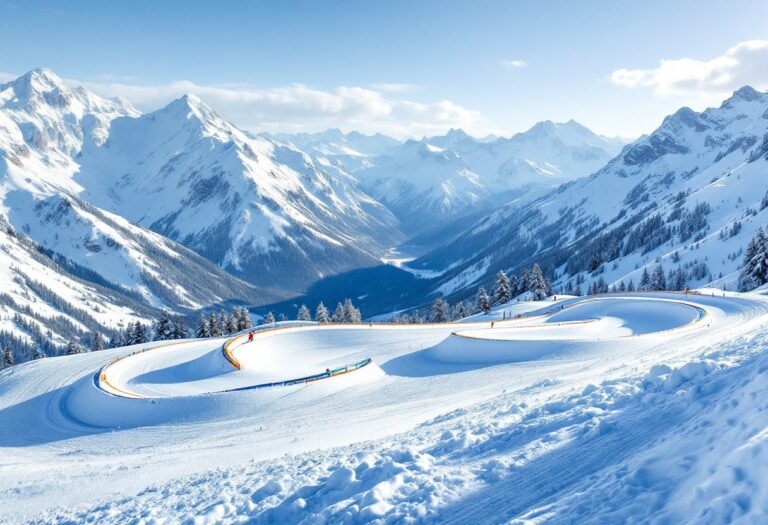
2,292 -> 767,523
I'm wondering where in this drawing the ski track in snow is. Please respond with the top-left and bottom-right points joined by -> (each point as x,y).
1,292 -> 767,523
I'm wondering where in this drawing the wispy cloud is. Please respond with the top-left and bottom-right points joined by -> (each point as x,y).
78,78 -> 483,138
369,83 -> 420,93
0,70 -> 17,82
611,39 -> 768,98
501,59 -> 526,69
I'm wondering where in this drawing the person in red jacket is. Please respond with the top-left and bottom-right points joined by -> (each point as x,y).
248,332 -> 254,342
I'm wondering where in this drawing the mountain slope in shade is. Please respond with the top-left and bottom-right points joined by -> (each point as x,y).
412,86 -> 768,301
76,95 -> 403,291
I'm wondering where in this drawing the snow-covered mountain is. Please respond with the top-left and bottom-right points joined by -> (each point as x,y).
74,95 -> 402,291
412,86 -> 768,300
0,69 -> 289,358
347,122 -> 624,235
268,128 -> 400,161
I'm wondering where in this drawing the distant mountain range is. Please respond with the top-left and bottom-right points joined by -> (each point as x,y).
409,86 -> 768,302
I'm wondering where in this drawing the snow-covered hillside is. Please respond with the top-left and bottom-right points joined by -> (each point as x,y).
2,292 -> 767,523
413,86 -> 768,300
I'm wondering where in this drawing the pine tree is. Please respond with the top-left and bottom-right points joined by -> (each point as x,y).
297,304 -> 311,321
172,318 -> 188,339
238,307 -> 253,331
739,235 -> 760,291
476,287 -> 490,312
618,281 -> 626,292
226,308 -> 239,334
508,274 -> 519,297
153,310 -> 174,341
66,339 -> 80,355
219,312 -> 229,334
90,332 -> 105,352
650,265 -> 666,291
627,279 -> 635,292
2,345 -> 13,368
196,313 -> 210,338
137,322 -> 150,343
332,302 -> 345,323
264,311 -> 276,325
492,271 -> 512,305
343,299 -> 361,323
526,264 -> 550,300
278,313 -> 287,322
639,268 -> 651,291
432,298 -> 449,322
315,302 -> 330,323
208,312 -> 219,336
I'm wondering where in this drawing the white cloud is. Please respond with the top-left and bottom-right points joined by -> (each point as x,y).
501,59 -> 527,69
78,78 -> 484,138
611,39 -> 768,97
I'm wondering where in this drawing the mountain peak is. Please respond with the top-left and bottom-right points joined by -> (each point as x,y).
5,67 -> 67,96
732,85 -> 762,102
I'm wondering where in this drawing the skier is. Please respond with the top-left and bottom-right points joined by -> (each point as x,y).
248,332 -> 254,342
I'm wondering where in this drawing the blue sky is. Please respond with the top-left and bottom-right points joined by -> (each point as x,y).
1,0 -> 767,138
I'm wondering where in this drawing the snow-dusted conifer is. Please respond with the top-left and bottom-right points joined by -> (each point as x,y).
526,264 -> 549,300
3,345 -> 13,367
226,308 -> 239,334
196,313 -> 210,338
297,304 -> 311,321
264,311 -> 276,325
332,302 -> 345,322
639,268 -> 651,291
66,339 -> 80,355
154,310 -> 174,341
208,312 -> 219,336
650,265 -> 666,291
476,287 -> 490,312
343,299 -> 361,323
315,302 -> 330,323
492,271 -> 512,305
238,307 -> 253,331
172,318 -> 188,339
432,298 -> 449,322
90,332 -> 105,352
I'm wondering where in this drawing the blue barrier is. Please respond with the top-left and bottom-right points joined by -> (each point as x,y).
224,358 -> 373,393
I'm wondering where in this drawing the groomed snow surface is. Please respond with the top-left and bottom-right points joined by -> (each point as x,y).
1,292 -> 768,523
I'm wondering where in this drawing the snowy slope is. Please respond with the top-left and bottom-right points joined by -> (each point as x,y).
414,86 -> 768,299
351,123 -> 624,234
1,292 -> 767,523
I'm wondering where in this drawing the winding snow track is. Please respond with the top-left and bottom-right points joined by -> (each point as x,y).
1,292 -> 766,522
92,294 -> 707,403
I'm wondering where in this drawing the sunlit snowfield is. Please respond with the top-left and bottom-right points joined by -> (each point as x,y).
2,291 -> 767,523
